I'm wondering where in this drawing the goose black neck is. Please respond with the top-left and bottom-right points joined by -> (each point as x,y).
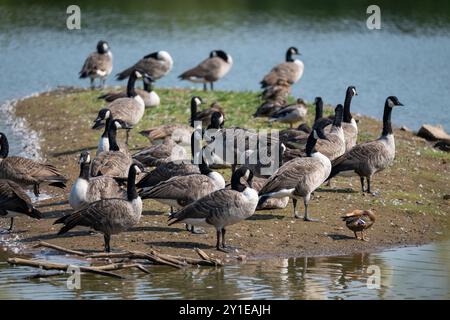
102,117 -> 111,138
315,100 -> 323,122
108,123 -> 120,151
190,100 -> 198,128
198,160 -> 212,175
278,144 -> 284,167
143,80 -> 153,93
333,106 -> 343,128
305,133 -> 318,157
126,73 -> 138,98
0,134 -> 9,158
79,162 -> 90,180
286,50 -> 294,62
231,173 -> 246,192
127,166 -> 138,201
382,101 -> 393,136
343,89 -> 354,123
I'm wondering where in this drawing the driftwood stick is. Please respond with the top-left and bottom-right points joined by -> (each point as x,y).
85,251 -> 184,268
33,241 -> 87,257
7,258 -> 124,279
195,248 -> 223,266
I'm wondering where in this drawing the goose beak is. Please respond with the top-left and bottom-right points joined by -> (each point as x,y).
397,102 -> 404,106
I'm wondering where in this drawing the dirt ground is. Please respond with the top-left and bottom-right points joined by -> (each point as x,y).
3,89 -> 449,263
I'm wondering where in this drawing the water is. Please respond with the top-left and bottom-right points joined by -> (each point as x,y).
1,0 -> 449,300
1,241 -> 449,300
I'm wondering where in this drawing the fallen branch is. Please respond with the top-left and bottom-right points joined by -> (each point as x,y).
195,248 -> 223,266
34,241 -> 87,257
8,258 -> 124,279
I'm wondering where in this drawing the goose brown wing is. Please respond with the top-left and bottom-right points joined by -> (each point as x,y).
56,199 -> 130,234
179,57 -> 222,80
169,189 -> 237,224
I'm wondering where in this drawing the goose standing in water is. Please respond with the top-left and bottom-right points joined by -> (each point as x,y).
327,96 -> 404,194
179,50 -> 233,91
0,179 -> 42,232
93,70 -> 152,144
55,163 -> 143,252
168,167 -> 258,252
79,40 -> 113,89
116,51 -> 173,81
0,133 -> 67,197
260,47 -> 304,89
98,79 -> 160,109
258,129 -> 331,221
69,151 -> 126,210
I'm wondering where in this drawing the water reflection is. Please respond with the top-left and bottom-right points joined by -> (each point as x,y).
0,241 -> 448,299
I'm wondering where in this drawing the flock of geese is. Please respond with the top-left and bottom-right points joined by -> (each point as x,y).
0,41 -> 404,252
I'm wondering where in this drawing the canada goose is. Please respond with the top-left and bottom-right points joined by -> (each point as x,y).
79,40 -> 113,89
190,97 -> 224,128
139,158 -> 225,211
69,151 -> 126,210
132,138 -> 188,167
116,50 -> 173,81
327,96 -> 404,194
168,167 -> 258,252
96,117 -> 130,156
179,50 -> 233,91
0,179 -> 42,232
98,80 -> 160,109
341,209 -> 376,241
268,98 -> 308,128
253,97 -> 287,118
283,104 -> 346,162
252,176 -> 289,210
260,47 -> 304,89
258,129 -> 331,221
90,119 -> 132,179
135,131 -> 202,189
139,124 -> 193,146
93,70 -> 152,144
55,163 -> 143,252
0,133 -> 67,197
260,79 -> 292,101
329,86 -> 358,151
279,97 -> 323,144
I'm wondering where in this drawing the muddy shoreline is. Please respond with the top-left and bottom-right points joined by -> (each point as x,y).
1,88 -> 449,263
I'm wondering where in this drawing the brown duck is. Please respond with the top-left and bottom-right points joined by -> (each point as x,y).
341,209 -> 376,241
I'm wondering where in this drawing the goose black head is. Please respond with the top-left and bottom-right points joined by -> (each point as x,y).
96,40 -> 110,54
131,160 -> 146,175
191,96 -> 203,107
143,51 -> 159,59
306,128 -> 328,156
209,111 -> 224,130
314,97 -> 323,106
333,104 -> 344,127
386,96 -> 404,108
286,47 -> 300,61
78,150 -> 91,164
210,50 -> 230,63
143,74 -> 154,85
95,108 -> 111,122
347,86 -> 358,97
232,166 -> 254,191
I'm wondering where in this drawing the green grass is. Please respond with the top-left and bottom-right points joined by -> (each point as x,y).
57,87 -> 333,146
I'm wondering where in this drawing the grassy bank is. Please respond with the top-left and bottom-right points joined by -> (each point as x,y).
7,87 -> 450,261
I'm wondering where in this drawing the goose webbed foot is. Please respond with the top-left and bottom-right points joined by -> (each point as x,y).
303,216 -> 320,222
360,232 -> 369,241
